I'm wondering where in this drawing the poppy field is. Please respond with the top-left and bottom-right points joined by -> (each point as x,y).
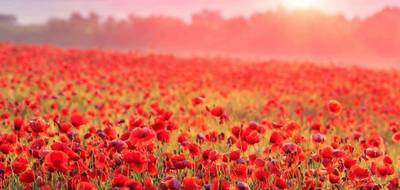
0,43 -> 400,190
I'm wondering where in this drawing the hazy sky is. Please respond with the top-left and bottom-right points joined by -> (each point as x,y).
1,0 -> 400,24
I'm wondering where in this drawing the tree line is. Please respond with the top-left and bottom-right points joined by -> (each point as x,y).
0,7 -> 399,61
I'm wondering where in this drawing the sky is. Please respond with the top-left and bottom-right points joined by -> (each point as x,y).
1,0 -> 400,24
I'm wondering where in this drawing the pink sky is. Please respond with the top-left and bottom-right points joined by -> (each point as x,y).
1,0 -> 399,24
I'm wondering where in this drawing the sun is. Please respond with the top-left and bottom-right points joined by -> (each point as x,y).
282,0 -> 318,9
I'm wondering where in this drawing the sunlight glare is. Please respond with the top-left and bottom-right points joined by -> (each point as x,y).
283,0 -> 319,9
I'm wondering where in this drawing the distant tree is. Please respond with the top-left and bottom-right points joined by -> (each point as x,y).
0,14 -> 17,26
0,7 -> 399,62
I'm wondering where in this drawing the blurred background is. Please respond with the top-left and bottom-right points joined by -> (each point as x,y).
0,0 -> 399,67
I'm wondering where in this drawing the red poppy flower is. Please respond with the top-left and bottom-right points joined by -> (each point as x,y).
206,131 -> 219,143
245,130 -> 260,145
355,183 -> 380,190
281,143 -> 298,155
211,178 -> 230,190
1,112 -> 9,120
0,144 -> 13,154
388,177 -> 399,190
274,178 -> 287,189
144,177 -> 157,190
112,174 -> 128,188
383,155 -> 393,164
208,150 -> 220,161
58,122 -> 72,133
229,150 -> 241,161
284,120 -> 301,131
349,165 -> 369,179
364,147 -> 382,158
19,169 -> 34,184
231,126 -> 241,138
70,113 -> 87,128
210,107 -> 224,117
377,164 -> 394,177
311,133 -> 325,144
235,182 -> 250,190
160,176 -> 181,190
13,116 -> 24,131
129,127 -> 155,145
392,132 -> 400,143
187,143 -> 201,157
327,100 -> 342,114
104,126 -> 117,140
30,138 -> 46,151
171,154 -> 189,170
232,164 -> 247,180
157,130 -> 170,143
270,131 -> 284,145
235,141 -> 248,151
76,182 -> 97,190
122,150 -> 148,173
329,173 -> 340,184
343,157 -> 356,169
253,168 -> 269,181
321,146 -> 334,159
109,140 -> 127,152
192,97 -> 204,106
43,151 -> 69,173
12,157 -> 28,174
182,176 -> 202,190
29,117 -> 47,133
178,133 -> 189,145
125,179 -> 143,190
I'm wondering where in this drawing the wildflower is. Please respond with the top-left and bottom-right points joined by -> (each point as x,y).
129,127 -> 155,145
327,100 -> 342,114
211,107 -> 224,117
236,182 -> 250,190
58,122 -> 72,133
281,143 -> 298,155
311,133 -> 325,144
43,151 -> 69,173
29,117 -> 47,133
112,174 -> 128,188
270,131 -> 284,145
160,176 -> 181,190
182,176 -> 202,190
12,157 -> 28,174
171,154 -> 189,170
157,130 -> 170,143
123,150 -> 147,173
19,169 -> 35,184
392,132 -> 400,143
70,113 -> 87,128
211,178 -> 230,190
13,116 -> 24,131
192,97 -> 204,106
